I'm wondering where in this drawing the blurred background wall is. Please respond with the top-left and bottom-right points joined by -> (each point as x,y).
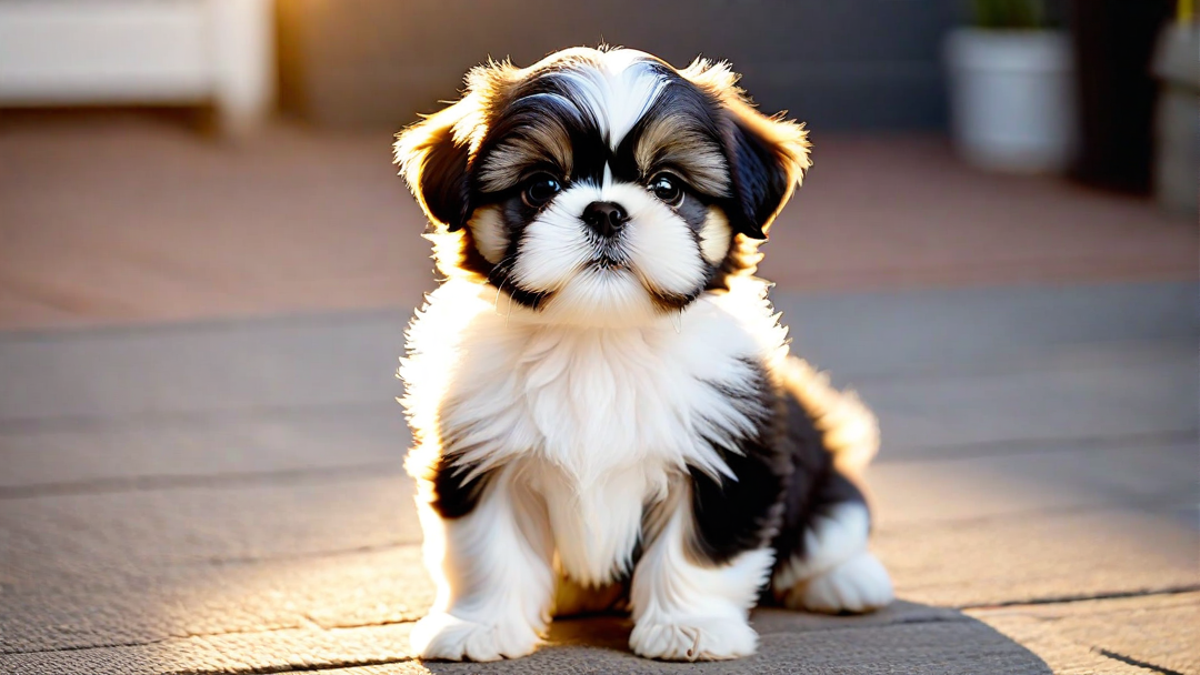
277,0 -> 980,132
0,0 -> 1193,330
274,0 -> 1186,199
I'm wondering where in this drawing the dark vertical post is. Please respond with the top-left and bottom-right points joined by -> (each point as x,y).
1068,0 -> 1174,193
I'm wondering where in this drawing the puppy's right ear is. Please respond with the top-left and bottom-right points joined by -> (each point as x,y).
680,58 -> 810,241
394,98 -> 477,232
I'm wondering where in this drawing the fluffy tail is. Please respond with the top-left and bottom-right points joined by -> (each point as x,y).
778,356 -> 879,478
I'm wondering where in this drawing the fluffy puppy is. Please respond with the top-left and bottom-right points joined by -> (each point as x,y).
394,47 -> 893,663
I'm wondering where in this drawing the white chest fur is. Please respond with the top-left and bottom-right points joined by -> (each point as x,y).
402,278 -> 788,585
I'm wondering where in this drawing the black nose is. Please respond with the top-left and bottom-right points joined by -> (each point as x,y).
581,201 -> 629,237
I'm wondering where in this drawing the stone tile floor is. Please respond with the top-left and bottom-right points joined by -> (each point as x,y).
0,117 -> 1196,674
2,283 -> 1196,674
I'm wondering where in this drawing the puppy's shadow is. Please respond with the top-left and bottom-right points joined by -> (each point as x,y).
417,600 -> 1052,674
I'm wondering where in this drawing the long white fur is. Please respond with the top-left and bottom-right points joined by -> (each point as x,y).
411,466 -> 554,661
630,486 -> 774,660
404,256 -> 891,660
402,47 -> 889,663
403,275 -> 788,659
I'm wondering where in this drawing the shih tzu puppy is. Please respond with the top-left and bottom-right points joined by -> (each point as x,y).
394,47 -> 893,662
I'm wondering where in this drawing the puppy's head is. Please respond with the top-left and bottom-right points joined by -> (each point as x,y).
396,47 -> 809,326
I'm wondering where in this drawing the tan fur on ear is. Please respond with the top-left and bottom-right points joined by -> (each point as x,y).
393,98 -> 474,229
393,59 -> 520,230
679,58 -> 811,180
680,58 -> 811,235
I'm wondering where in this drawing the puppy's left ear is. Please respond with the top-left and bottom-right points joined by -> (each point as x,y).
394,97 -> 477,231
682,59 -> 811,240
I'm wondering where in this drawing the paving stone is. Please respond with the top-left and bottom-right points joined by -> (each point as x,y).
0,313 -> 407,424
1,545 -> 431,654
4,435 -> 1191,578
4,433 -> 1192,655
1,475 -> 420,583
870,441 -> 1199,525
0,404 -> 407,489
775,282 -> 1198,378
969,592 -> 1200,675
0,622 -> 418,675
2,283 -> 1196,674
877,507 -> 1200,608
2,342 -> 1192,491
5,493 -> 1193,654
4,439 -> 1189,581
861,347 -> 1198,456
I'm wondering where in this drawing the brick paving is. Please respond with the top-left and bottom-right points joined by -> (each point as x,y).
0,114 -> 1193,331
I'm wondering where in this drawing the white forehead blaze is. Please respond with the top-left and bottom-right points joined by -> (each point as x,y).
556,50 -> 668,151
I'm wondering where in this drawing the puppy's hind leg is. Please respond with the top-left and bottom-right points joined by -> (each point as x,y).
771,489 -> 893,614
770,358 -> 893,614
410,466 -> 555,661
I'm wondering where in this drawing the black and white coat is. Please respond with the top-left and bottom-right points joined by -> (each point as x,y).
395,47 -> 893,663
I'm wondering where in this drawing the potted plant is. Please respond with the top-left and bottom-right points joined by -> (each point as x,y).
944,0 -> 1077,172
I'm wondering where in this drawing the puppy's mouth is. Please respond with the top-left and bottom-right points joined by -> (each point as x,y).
591,251 -> 626,270
585,234 -> 631,271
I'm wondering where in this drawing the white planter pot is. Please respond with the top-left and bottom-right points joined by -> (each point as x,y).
1152,23 -> 1199,215
945,28 -> 1077,173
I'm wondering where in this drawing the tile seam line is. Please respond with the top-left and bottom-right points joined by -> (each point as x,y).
166,658 -> 418,675
1093,648 -> 1188,675
0,615 -> 424,657
957,584 -> 1200,611
0,461 -> 402,500
0,400 -> 400,436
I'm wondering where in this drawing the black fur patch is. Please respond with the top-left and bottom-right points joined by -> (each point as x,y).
415,121 -> 473,232
646,287 -> 704,314
687,355 -> 872,577
687,360 -> 791,566
426,452 -> 499,519
768,391 -> 867,572
719,116 -> 794,241
614,78 -> 728,193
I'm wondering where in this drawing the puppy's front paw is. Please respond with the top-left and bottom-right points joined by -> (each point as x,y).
410,611 -> 541,662
630,615 -> 757,661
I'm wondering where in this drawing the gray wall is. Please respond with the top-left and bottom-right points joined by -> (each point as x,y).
279,0 -> 962,132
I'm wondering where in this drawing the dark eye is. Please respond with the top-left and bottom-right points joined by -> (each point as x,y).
649,174 -> 684,206
522,174 -> 562,208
